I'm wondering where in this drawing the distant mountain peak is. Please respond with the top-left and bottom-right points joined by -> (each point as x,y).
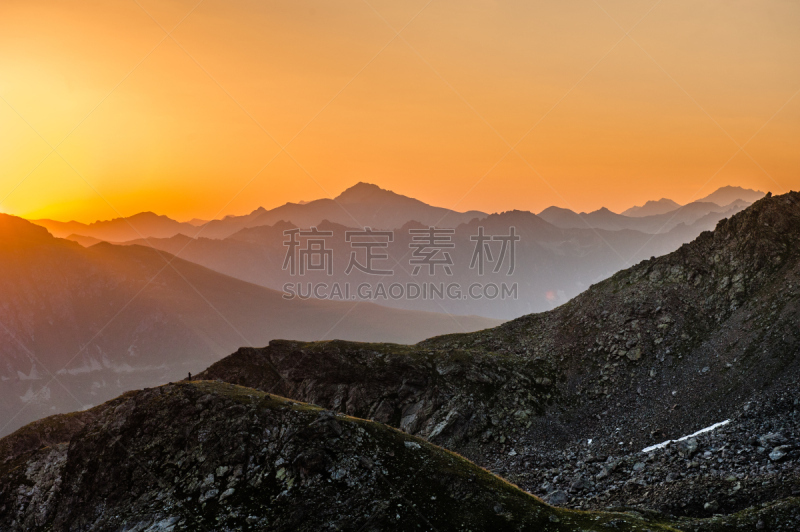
126,211 -> 168,220
711,185 -> 758,193
621,186 -> 765,218
697,185 -> 765,207
335,182 -> 400,203
537,205 -> 574,215
622,198 -> 681,217
345,181 -> 383,192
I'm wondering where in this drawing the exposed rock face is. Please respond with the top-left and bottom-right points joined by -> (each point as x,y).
0,382 -> 677,531
196,192 -> 800,524
197,341 -> 555,453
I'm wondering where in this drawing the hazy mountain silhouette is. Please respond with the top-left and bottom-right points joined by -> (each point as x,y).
42,183 -> 487,242
539,200 -> 751,233
118,204 -> 742,319
65,234 -> 105,247
538,206 -> 632,231
32,183 -> 762,244
622,198 -> 681,217
198,182 -> 488,239
32,211 -> 201,241
620,187 -> 763,218
696,185 -> 765,206
42,183 -> 764,320
0,214 -> 498,436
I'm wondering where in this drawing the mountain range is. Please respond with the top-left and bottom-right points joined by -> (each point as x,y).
34,183 -> 487,242
31,211 -> 204,242
0,214 -> 498,437
621,197 -> 682,217
33,183 -> 764,242
32,183 -> 762,321
112,203 -> 751,320
538,199 -> 753,233
0,191 -> 797,530
620,186 -> 765,218
1,183 -> 769,433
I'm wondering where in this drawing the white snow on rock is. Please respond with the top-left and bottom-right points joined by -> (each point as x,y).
642,419 -> 730,453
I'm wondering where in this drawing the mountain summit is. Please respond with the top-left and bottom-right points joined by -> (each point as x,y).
334,181 -> 399,203
622,198 -> 681,217
697,185 -> 765,206
197,182 -> 488,237
334,182 -> 434,210
621,187 -> 764,218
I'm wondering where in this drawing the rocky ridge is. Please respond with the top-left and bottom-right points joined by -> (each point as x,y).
0,381 -> 680,531
196,192 -> 800,526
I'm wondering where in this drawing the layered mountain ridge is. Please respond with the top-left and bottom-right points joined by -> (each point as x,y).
537,200 -> 752,234
198,191 -> 799,451
29,183 -> 762,320
35,183 -> 488,241
192,191 -> 800,525
0,193 -> 798,530
33,183 -> 763,242
106,200 -> 751,319
0,214 -> 498,436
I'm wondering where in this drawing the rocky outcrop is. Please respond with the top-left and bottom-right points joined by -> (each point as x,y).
0,381 -> 678,531
197,341 -> 556,453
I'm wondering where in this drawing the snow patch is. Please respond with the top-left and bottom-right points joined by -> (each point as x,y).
642,420 -> 730,453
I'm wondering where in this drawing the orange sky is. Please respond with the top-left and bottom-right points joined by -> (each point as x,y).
1,0 -> 798,223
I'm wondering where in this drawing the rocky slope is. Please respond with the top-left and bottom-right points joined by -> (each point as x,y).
0,381 -> 682,531
196,192 -> 800,526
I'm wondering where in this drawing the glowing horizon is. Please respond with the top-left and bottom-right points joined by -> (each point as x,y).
16,180 -> 769,226
1,0 -> 798,224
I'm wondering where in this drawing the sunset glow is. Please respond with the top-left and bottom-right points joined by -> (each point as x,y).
1,0 -> 798,223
